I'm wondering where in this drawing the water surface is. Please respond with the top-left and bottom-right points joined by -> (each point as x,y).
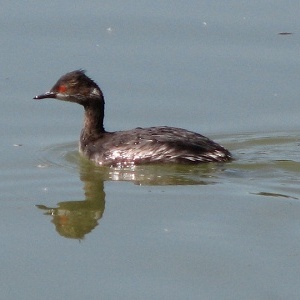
1,1 -> 300,299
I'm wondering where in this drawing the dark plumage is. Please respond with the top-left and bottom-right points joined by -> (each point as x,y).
34,70 -> 232,166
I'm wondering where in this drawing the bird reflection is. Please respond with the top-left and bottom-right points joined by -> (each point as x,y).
36,161 -> 105,239
37,156 -> 225,239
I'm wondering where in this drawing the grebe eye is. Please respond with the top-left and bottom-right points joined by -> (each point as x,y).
58,85 -> 67,93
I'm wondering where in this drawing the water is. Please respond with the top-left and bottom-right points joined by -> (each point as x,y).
1,1 -> 300,299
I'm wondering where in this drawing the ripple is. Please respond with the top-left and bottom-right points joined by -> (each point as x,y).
35,132 -> 300,188
38,141 -> 80,171
36,141 -> 226,185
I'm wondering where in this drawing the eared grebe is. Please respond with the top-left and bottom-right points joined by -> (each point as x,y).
34,70 -> 232,166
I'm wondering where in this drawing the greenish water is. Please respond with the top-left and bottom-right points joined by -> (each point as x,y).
2,132 -> 300,299
1,1 -> 300,299
37,133 -> 300,239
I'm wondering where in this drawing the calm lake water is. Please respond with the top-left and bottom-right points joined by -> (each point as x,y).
1,1 -> 300,299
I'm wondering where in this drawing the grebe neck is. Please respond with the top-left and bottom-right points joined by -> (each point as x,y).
81,100 -> 105,144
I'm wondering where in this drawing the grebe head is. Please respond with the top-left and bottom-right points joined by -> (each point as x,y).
33,70 -> 103,106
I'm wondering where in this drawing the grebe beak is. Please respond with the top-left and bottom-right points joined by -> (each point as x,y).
33,91 -> 57,100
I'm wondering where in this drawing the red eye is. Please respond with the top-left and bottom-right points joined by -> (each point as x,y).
58,85 -> 67,93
